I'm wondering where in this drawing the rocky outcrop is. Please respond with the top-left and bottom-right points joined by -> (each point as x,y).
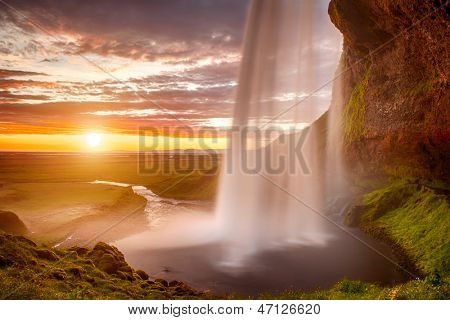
0,210 -> 28,235
0,232 -> 206,299
328,0 -> 449,181
86,242 -> 137,280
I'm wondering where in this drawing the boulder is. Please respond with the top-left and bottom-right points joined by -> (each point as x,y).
168,280 -> 183,287
155,278 -> 169,287
68,246 -> 89,256
88,242 -> 134,279
96,253 -> 119,274
34,249 -> 59,261
136,269 -> 149,280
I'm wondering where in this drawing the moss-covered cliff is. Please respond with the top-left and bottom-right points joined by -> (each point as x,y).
328,0 -> 449,181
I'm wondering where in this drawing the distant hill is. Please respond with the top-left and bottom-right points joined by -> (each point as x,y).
0,210 -> 28,235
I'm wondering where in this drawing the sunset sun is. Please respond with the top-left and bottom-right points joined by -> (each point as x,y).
85,132 -> 102,148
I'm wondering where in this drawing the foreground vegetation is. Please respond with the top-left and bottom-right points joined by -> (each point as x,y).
346,178 -> 449,276
0,232 -> 210,299
257,277 -> 448,300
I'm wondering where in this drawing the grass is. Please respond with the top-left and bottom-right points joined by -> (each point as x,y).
0,152 -> 221,201
0,232 -> 209,299
256,277 -> 448,300
352,179 -> 450,275
342,66 -> 370,145
146,171 -> 218,201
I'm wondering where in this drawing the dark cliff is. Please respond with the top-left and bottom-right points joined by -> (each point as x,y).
328,0 -> 449,181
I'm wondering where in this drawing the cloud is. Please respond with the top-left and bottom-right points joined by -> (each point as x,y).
0,1 -> 244,122
0,79 -> 58,89
39,57 -> 59,63
0,68 -> 47,78
0,99 -> 232,135
82,108 -> 193,117
0,0 -> 342,139
0,90 -> 50,101
2,0 -> 250,63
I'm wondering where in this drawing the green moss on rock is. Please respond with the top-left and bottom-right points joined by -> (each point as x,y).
342,67 -> 370,145
347,179 -> 450,275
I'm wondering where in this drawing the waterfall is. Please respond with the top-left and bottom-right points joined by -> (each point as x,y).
214,0 -> 344,266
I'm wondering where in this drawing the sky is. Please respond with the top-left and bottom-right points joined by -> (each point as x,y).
0,0 -> 341,152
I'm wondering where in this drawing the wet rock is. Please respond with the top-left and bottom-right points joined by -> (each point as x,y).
136,269 -> 149,280
344,204 -> 366,227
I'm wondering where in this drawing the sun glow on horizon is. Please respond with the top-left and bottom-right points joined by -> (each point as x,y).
85,132 -> 102,148
0,132 -> 227,152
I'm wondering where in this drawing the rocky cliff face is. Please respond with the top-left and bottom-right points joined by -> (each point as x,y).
328,0 -> 449,181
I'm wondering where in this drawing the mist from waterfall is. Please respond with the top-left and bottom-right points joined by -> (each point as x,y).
214,0 -> 344,267
114,1 -> 411,290
116,0 -> 345,273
